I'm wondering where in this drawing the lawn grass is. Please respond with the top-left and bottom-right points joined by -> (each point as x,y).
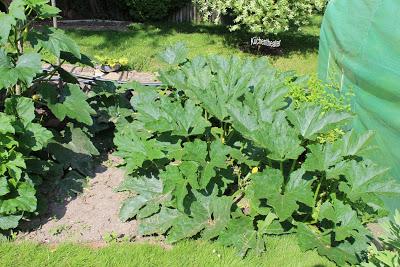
63,17 -> 321,75
0,235 -> 335,267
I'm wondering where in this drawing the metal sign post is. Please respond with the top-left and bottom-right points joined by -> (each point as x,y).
51,0 -> 57,28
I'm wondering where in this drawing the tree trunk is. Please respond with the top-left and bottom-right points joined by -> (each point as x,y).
89,0 -> 104,18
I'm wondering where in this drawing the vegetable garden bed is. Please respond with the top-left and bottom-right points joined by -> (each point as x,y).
1,1 -> 399,266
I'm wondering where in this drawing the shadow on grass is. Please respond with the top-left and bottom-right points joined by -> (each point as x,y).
64,20 -> 320,59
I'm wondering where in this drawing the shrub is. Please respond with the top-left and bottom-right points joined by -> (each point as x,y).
114,44 -> 400,265
193,0 -> 327,34
122,0 -> 189,22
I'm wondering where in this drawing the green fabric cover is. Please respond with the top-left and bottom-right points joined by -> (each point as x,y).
318,0 -> 400,212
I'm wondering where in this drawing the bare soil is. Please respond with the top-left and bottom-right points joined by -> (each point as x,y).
18,156 -> 138,244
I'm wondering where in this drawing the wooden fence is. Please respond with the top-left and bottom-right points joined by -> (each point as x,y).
168,3 -> 221,24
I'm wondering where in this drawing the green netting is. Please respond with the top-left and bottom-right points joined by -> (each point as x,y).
318,0 -> 400,212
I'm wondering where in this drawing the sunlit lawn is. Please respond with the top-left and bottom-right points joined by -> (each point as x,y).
63,16 -> 321,75
0,235 -> 334,267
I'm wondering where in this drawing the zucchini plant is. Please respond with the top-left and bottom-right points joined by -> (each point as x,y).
114,44 -> 400,265
0,0 -> 106,233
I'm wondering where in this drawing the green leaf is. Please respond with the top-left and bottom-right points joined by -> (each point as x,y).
0,181 -> 36,214
319,200 -> 370,242
0,177 -> 10,196
160,165 -> 192,212
55,66 -> 79,84
265,112 -> 305,161
139,207 -> 181,236
229,109 -> 304,161
0,13 -> 15,45
201,195 -> 232,240
0,50 -> 41,89
339,161 -> 400,206
159,140 -> 231,209
218,216 -> 262,257
303,142 -> 343,172
159,42 -> 188,65
0,214 -> 22,230
51,124 -> 98,155
19,123 -> 53,151
118,176 -> 171,222
286,105 -> 352,140
285,168 -> 315,206
0,135 -> 18,150
341,130 -> 375,156
47,125 -> 98,176
132,88 -> 211,137
8,0 -> 26,20
29,27 -> 80,58
114,124 -> 169,173
56,170 -> 88,199
35,3 -> 60,19
14,52 -> 42,86
200,141 -> 230,187
25,158 -> 63,179
297,224 -> 362,266
5,96 -> 35,126
179,140 -> 230,188
120,196 -> 149,222
4,97 -> 52,151
0,113 -> 15,134
40,83 -> 95,125
247,168 -> 314,220
166,190 -> 231,243
60,52 -> 93,67
4,151 -> 26,181
382,210 -> 400,250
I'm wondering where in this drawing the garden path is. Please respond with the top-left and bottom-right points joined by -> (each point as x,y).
18,156 -> 139,245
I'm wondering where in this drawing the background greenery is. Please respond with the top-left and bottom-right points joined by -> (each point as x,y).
122,0 -> 189,22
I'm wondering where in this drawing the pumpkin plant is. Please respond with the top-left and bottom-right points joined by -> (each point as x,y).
114,44 -> 400,265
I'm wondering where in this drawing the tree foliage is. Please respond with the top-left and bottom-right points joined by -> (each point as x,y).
122,0 -> 189,22
193,0 -> 327,34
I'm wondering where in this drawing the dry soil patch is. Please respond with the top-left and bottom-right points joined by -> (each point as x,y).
18,156 -> 138,244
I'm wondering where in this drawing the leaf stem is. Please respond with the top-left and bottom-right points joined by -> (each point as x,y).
289,159 -> 297,174
313,175 -> 324,205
